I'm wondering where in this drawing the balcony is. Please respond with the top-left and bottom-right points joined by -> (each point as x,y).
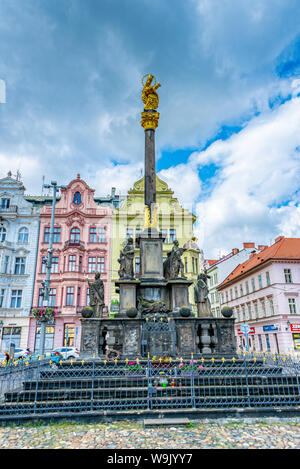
0,205 -> 18,214
64,240 -> 85,250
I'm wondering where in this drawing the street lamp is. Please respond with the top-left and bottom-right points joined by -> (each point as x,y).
39,181 -> 66,356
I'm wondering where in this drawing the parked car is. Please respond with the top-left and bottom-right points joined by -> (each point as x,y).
12,348 -> 31,359
25,351 -> 64,364
52,347 -> 80,359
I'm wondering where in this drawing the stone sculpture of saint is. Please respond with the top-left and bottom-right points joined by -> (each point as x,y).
194,271 -> 213,317
163,240 -> 186,280
118,237 -> 135,279
87,272 -> 105,318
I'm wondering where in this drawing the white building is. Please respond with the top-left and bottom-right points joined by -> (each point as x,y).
206,243 -> 259,317
0,172 -> 40,351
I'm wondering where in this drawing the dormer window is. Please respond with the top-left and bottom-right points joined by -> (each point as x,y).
73,192 -> 82,205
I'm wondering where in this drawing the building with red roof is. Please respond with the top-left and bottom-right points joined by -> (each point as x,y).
217,236 -> 300,355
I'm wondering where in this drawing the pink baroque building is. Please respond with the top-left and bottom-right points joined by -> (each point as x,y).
218,236 -> 300,356
28,175 -> 112,352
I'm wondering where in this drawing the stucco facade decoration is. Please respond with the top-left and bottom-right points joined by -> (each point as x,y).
218,236 -> 300,355
110,175 -> 200,312
0,172 -> 40,351
28,175 -> 112,351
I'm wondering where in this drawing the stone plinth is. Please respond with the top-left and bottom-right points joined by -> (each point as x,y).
168,279 -> 193,312
114,279 -> 140,317
80,316 -> 236,358
136,228 -> 165,280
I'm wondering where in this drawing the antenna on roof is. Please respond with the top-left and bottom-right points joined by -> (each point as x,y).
41,175 -> 45,196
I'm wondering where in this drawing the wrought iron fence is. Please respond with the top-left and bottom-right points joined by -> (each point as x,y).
0,353 -> 300,419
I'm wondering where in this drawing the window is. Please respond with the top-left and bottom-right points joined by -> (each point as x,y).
64,324 -> 75,346
43,227 -> 50,243
10,290 -> 22,308
89,227 -> 97,243
18,227 -> 28,243
236,306 -> 240,322
68,255 -> 76,272
184,257 -> 188,273
0,227 -> 6,242
2,327 -> 21,350
34,326 -> 54,352
251,278 -> 256,292
79,256 -> 82,273
70,228 -> 80,243
288,298 -> 297,314
258,275 -> 263,289
261,299 -> 266,317
86,288 -> 90,306
73,192 -> 82,205
192,258 -> 195,273
66,287 -> 74,306
41,257 -> 47,273
248,303 -> 252,320
225,291 -> 228,303
169,229 -> 176,243
38,288 -> 44,306
88,257 -> 96,273
53,227 -> 61,243
126,228 -> 133,241
240,284 -> 244,296
49,288 -> 56,307
0,289 -> 5,307
51,257 -> 59,273
268,297 -> 274,315
234,286 -> 238,299
161,229 -> 168,243
14,257 -> 26,275
230,289 -> 233,301
266,271 -> 270,286
3,255 -> 9,274
245,281 -> 249,294
1,198 -> 10,209
254,302 -> 258,319
135,228 -> 142,239
97,257 -> 105,273
195,258 -> 198,273
242,305 -> 246,321
99,227 -> 106,243
284,269 -> 292,283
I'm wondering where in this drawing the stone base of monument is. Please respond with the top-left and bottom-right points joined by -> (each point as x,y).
80,316 -> 236,359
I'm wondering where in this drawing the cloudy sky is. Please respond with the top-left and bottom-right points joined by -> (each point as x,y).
0,0 -> 299,257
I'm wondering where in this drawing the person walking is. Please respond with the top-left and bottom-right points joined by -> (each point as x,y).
4,350 -> 10,365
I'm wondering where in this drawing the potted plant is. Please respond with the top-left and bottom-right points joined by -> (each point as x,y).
31,307 -> 59,322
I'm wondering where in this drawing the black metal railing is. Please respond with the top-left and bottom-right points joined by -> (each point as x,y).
0,353 -> 300,420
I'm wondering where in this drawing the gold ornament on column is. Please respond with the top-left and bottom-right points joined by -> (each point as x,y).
141,74 -> 161,130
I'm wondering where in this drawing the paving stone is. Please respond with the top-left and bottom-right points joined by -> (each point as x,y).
0,418 -> 299,449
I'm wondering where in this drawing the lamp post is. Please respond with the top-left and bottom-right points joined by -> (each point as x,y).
39,181 -> 66,356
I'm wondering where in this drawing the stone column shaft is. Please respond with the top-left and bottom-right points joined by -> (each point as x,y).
144,128 -> 156,213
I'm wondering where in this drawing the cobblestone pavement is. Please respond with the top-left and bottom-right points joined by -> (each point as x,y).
0,418 -> 299,449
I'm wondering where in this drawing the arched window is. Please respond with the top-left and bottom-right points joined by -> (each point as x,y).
0,227 -> 6,242
73,192 -> 82,205
18,227 -> 29,243
70,227 -> 80,243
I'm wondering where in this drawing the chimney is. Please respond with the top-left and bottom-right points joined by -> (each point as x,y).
243,242 -> 255,249
275,235 -> 284,243
232,248 -> 239,255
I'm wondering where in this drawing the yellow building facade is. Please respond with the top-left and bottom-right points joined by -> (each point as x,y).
110,175 -> 200,313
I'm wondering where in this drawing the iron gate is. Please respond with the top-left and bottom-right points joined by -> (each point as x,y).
141,315 -> 176,357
